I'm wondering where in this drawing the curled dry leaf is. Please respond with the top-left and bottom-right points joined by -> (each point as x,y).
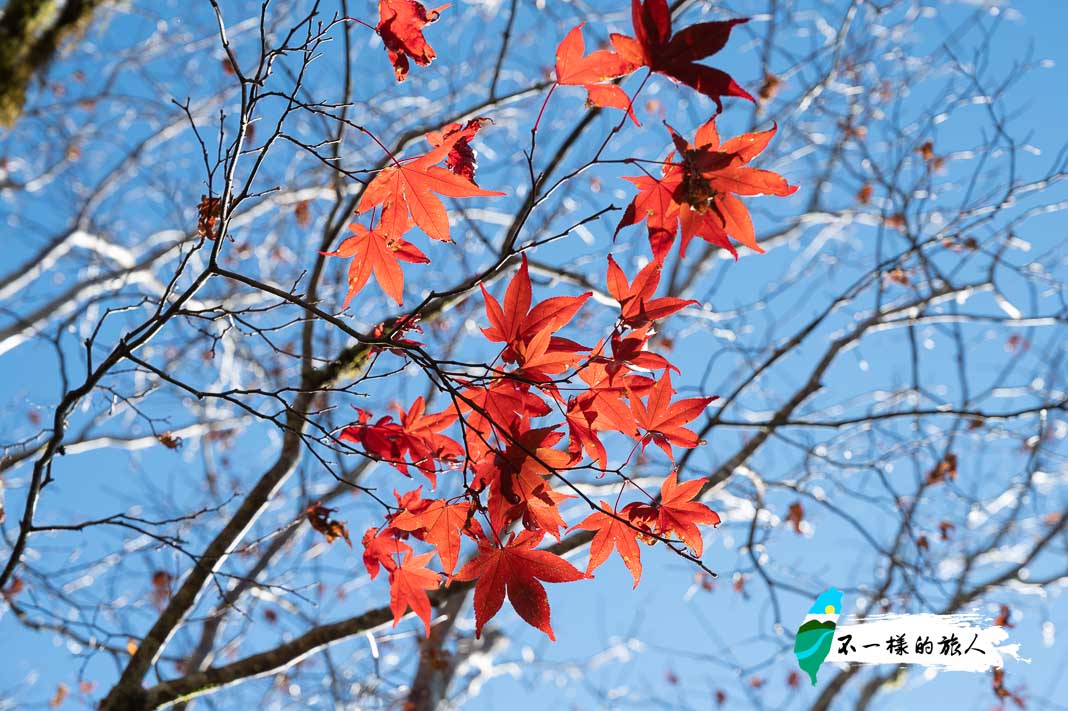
306,502 -> 352,547
157,432 -> 182,449
196,195 -> 222,239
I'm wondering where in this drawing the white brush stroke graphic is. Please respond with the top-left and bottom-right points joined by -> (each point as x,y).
825,613 -> 1029,672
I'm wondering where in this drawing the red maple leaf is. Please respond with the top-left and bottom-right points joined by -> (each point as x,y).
481,255 -> 590,361
606,255 -> 696,327
554,23 -> 640,124
326,211 -> 429,307
654,471 -> 720,555
358,125 -> 504,242
574,502 -> 644,587
392,397 -> 463,483
457,380 -> 552,461
361,526 -> 414,579
510,326 -> 589,387
391,495 -> 478,575
388,551 -> 440,635
565,384 -> 641,467
616,117 -> 797,260
564,394 -> 609,469
340,410 -> 407,468
453,530 -> 586,640
628,371 -> 716,460
601,327 -> 678,376
609,0 -> 752,110
615,172 -> 682,260
339,398 -> 461,486
377,0 -> 450,82
472,427 -> 573,539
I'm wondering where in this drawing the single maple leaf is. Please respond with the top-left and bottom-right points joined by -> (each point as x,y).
614,172 -> 682,260
994,605 -> 1013,628
564,381 -> 642,468
554,23 -> 640,124
628,371 -> 716,460
655,471 -> 720,555
616,118 -> 797,260
591,372 -> 655,430
609,0 -> 752,110
391,496 -> 477,575
358,126 -> 504,242
377,0 -> 450,82
392,397 -> 463,484
574,501 -> 644,587
361,526 -> 413,579
197,195 -> 221,239
391,486 -> 432,518
668,119 -> 797,258
340,409 -> 408,469
481,255 -> 591,365
606,255 -> 696,327
326,213 -> 429,307
511,326 -> 589,387
564,394 -> 609,468
453,530 -> 586,640
388,551 -> 441,635
603,327 -> 678,376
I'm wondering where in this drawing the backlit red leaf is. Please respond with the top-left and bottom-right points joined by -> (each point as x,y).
453,530 -> 586,640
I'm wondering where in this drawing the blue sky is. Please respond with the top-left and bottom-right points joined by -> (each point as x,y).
1,0 -> 1067,709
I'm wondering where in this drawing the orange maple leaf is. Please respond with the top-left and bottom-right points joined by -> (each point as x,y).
654,471 -> 720,556
326,212 -> 429,307
606,255 -> 695,327
453,530 -> 586,641
574,502 -> 644,587
554,23 -> 640,124
358,124 -> 504,242
616,117 -> 797,260
388,551 -> 441,635
391,496 -> 477,575
628,371 -> 716,460
480,255 -> 590,363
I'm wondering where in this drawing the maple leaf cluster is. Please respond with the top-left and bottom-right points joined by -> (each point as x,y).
552,0 -> 798,259
555,0 -> 753,120
326,118 -> 503,307
331,256 -> 720,639
306,0 -> 800,643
